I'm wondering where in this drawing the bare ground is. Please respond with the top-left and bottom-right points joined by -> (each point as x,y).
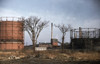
0,49 -> 100,64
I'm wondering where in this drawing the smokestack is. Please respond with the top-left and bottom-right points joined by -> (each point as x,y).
51,23 -> 53,39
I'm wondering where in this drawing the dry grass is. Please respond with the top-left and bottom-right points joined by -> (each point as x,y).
0,49 -> 100,61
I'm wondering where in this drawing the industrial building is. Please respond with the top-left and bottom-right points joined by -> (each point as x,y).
51,39 -> 58,47
51,23 -> 59,47
70,27 -> 100,50
39,42 -> 52,48
0,17 -> 24,50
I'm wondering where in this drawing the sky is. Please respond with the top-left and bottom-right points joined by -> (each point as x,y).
0,0 -> 100,45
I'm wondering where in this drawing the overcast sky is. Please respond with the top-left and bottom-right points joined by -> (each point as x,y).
0,0 -> 100,45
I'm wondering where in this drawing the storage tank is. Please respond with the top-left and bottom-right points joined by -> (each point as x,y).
0,17 -> 24,50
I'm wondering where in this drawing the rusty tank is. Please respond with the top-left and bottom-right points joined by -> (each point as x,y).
0,17 -> 24,50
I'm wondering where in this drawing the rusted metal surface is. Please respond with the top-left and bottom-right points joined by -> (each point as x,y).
0,17 -> 24,50
0,42 -> 24,50
0,21 -> 23,40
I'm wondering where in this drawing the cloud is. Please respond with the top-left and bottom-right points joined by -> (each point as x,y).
27,10 -> 100,43
83,19 -> 100,28
0,8 -> 22,17
0,7 -> 99,44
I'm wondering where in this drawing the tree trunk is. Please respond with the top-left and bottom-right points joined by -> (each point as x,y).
32,32 -> 35,52
62,35 -> 64,52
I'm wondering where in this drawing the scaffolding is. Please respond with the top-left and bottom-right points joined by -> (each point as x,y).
70,27 -> 100,39
70,27 -> 100,50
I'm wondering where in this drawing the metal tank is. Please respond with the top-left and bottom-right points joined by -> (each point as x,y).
0,17 -> 24,50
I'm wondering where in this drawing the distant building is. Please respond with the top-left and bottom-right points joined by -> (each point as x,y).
39,38 -> 59,49
51,39 -> 58,47
39,42 -> 52,48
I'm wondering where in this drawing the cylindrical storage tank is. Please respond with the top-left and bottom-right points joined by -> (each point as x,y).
0,17 -> 24,50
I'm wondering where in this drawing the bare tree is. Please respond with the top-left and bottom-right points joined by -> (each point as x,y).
24,16 -> 49,52
55,24 -> 71,52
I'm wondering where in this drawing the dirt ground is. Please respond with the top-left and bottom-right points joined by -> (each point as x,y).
0,49 -> 100,64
